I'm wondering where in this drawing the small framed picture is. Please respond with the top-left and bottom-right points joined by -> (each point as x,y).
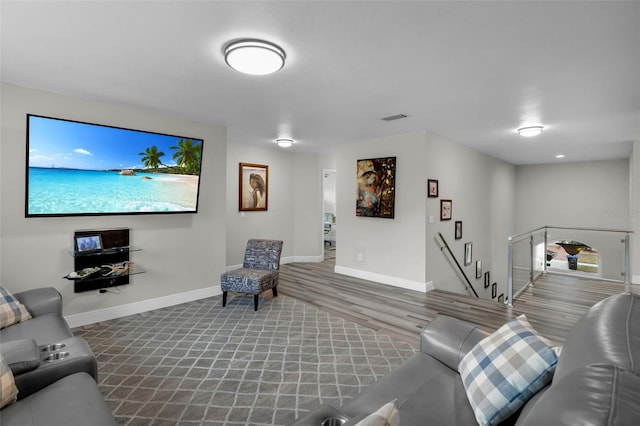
455,221 -> 462,240
440,199 -> 452,221
484,271 -> 490,288
491,282 -> 497,299
427,179 -> 439,198
476,260 -> 482,279
464,242 -> 472,266
75,235 -> 102,253
498,293 -> 504,303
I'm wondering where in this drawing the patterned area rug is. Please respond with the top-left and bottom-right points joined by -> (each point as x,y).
74,294 -> 416,425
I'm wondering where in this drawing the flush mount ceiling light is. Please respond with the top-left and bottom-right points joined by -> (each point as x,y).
224,39 -> 286,75
517,126 -> 544,137
275,138 -> 294,148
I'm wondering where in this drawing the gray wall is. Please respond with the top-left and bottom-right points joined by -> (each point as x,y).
225,143 -> 323,267
515,159 -> 631,281
423,131 -> 516,300
335,130 -> 516,299
0,83 -> 227,320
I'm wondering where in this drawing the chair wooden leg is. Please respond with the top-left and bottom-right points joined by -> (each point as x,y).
272,287 -> 278,298
222,291 -> 227,307
254,294 -> 259,311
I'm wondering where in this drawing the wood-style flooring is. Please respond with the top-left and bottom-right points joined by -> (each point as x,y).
278,247 -> 640,345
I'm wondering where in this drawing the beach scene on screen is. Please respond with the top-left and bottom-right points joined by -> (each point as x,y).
27,116 -> 203,215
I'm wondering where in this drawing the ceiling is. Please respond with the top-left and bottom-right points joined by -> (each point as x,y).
1,1 -> 639,165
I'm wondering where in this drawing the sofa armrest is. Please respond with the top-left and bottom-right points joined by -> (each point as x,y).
14,287 -> 62,317
420,315 -> 489,371
0,338 -> 40,375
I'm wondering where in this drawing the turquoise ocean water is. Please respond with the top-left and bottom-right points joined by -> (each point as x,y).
28,168 -> 199,215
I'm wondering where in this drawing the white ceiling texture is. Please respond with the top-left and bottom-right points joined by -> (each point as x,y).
2,1 -> 639,165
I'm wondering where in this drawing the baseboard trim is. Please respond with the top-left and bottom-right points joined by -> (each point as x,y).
334,265 -> 431,293
65,287 -> 220,328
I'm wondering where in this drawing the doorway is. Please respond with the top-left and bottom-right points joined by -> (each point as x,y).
323,169 -> 337,260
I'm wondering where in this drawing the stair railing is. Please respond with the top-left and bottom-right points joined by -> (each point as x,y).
436,232 -> 479,298
507,225 -> 633,306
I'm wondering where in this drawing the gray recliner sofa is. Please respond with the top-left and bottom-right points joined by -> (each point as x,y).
0,287 -> 116,426
292,291 -> 640,425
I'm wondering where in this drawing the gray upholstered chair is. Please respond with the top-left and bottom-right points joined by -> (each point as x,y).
220,239 -> 284,311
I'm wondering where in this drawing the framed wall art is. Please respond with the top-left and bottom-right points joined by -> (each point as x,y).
440,199 -> 452,221
427,179 -> 439,198
464,242 -> 472,265
455,221 -> 462,239
484,271 -> 490,288
239,163 -> 268,211
498,293 -> 504,303
491,282 -> 497,299
356,156 -> 396,218
476,260 -> 482,279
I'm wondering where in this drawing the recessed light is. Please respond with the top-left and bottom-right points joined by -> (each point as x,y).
555,154 -> 565,159
275,138 -> 294,148
517,126 -> 544,137
224,39 -> 286,75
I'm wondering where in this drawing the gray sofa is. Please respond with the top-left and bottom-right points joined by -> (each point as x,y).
292,291 -> 640,425
0,287 -> 116,426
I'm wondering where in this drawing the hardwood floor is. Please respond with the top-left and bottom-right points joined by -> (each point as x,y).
279,247 -> 640,345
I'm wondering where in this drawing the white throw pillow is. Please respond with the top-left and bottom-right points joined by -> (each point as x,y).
354,399 -> 399,426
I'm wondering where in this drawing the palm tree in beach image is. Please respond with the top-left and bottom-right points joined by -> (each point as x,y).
169,139 -> 202,175
139,145 -> 165,170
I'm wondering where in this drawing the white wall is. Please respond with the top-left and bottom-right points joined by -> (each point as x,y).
0,83 -> 227,322
515,159 -> 630,281
225,143 -> 323,267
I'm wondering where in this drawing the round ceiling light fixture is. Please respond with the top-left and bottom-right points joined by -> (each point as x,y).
517,125 -> 544,137
276,138 -> 294,148
224,39 -> 286,75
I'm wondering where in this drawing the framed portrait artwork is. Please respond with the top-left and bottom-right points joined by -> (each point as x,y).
440,199 -> 452,221
427,179 -> 439,198
455,221 -> 462,240
356,157 -> 396,218
239,163 -> 268,211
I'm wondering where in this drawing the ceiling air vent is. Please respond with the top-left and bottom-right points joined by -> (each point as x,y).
380,114 -> 408,122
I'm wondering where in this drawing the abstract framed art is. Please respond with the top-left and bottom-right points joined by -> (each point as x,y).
356,157 -> 396,218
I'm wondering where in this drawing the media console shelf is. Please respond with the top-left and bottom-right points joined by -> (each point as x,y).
68,228 -> 143,293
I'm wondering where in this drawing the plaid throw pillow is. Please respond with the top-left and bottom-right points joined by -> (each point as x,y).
458,315 -> 558,426
0,285 -> 32,330
0,353 -> 19,409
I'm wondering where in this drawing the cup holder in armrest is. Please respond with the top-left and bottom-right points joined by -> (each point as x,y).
41,343 -> 66,352
321,417 -> 348,426
43,351 -> 70,362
